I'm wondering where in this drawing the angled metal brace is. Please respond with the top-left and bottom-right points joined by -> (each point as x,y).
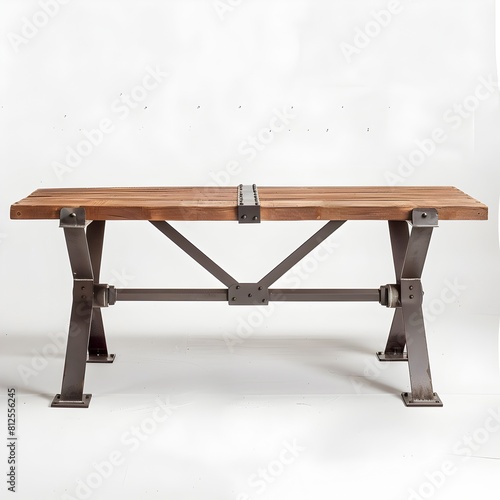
257,220 -> 346,289
150,221 -> 238,288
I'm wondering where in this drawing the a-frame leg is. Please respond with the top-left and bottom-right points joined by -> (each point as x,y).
86,220 -> 115,363
52,208 -> 94,407
378,210 -> 442,406
377,221 -> 409,360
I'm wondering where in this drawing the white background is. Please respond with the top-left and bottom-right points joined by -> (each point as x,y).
0,1 -> 499,499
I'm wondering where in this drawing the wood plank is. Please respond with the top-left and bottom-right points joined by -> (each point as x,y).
10,186 -> 488,221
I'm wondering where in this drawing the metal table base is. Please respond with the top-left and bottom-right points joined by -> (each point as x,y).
51,207 -> 442,408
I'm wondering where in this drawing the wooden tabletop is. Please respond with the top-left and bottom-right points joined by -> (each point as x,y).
10,186 -> 487,221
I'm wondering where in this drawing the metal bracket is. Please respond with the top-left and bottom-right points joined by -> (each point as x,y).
402,392 -> 443,407
400,279 -> 423,306
60,207 -> 86,228
93,284 -> 116,307
379,284 -> 400,308
51,393 -> 92,408
237,184 -> 260,223
411,208 -> 438,227
228,283 -> 269,305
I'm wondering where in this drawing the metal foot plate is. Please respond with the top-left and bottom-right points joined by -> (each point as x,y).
51,394 -> 92,408
87,353 -> 116,363
401,392 -> 443,407
377,351 -> 408,362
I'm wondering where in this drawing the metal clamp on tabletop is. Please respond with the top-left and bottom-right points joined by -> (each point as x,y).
238,184 -> 260,223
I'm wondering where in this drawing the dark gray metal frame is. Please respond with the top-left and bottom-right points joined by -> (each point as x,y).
52,207 -> 442,408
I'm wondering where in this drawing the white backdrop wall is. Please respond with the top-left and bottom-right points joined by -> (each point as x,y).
0,0 -> 499,392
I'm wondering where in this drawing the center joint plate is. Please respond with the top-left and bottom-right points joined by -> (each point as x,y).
228,283 -> 269,305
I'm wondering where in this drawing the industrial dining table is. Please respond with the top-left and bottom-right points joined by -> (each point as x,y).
10,185 -> 488,408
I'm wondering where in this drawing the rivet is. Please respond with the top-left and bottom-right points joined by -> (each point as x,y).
262,299 -> 266,303
258,286 -> 262,290
421,212 -> 427,218
241,214 -> 247,219
70,212 -> 76,217
253,216 -> 258,220
81,295 -> 87,300
409,294 -> 414,299
232,297 -> 237,301
236,285 -> 240,289
248,293 -> 252,297
81,286 -> 86,290
409,286 -> 413,290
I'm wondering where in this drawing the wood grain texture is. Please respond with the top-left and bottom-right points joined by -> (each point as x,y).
10,186 -> 488,221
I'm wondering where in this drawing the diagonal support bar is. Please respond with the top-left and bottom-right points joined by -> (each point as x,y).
86,220 -> 115,363
151,221 -> 238,288
52,209 -> 94,408
257,220 -> 345,288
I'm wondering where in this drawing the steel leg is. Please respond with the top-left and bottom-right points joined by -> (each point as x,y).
377,221 -> 409,361
400,279 -> 441,406
86,221 -> 115,363
378,213 -> 442,406
52,218 -> 94,407
377,308 -> 407,361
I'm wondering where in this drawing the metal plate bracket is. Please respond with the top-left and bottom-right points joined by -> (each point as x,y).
411,208 -> 438,227
228,283 -> 269,305
60,207 -> 86,228
237,184 -> 260,223
402,392 -> 443,407
51,393 -> 92,408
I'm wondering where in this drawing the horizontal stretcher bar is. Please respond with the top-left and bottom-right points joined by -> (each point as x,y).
114,288 -> 381,302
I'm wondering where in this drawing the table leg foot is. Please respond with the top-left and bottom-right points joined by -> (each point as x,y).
401,392 -> 443,407
51,394 -> 92,408
87,353 -> 116,363
376,351 -> 408,362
